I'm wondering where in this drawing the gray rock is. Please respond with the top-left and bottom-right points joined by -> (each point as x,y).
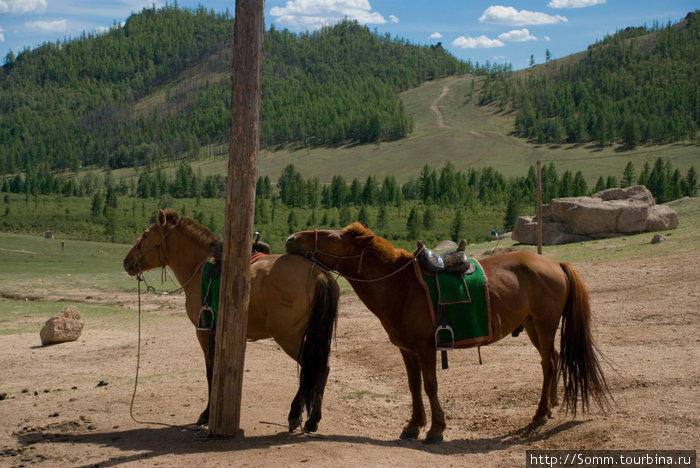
512,185 -> 679,246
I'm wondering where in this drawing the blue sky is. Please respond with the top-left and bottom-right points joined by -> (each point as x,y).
0,1 -> 696,69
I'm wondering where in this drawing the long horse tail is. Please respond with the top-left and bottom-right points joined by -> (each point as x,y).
298,269 -> 340,417
558,262 -> 612,417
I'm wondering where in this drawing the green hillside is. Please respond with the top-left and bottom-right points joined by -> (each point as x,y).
0,6 -> 469,174
482,11 -> 700,148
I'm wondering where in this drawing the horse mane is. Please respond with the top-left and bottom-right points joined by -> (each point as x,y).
162,209 -> 220,249
344,222 -> 413,264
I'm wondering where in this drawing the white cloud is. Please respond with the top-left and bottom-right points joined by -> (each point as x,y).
0,0 -> 47,14
269,0 -> 391,30
498,28 -> 536,42
479,5 -> 567,26
452,35 -> 504,49
544,36 -> 551,41
25,19 -> 67,33
548,0 -> 605,8
430,32 -> 442,39
388,14 -> 398,23
0,27 -> 4,42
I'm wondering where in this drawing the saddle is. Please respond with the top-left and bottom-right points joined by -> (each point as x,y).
198,233 -> 270,332
415,239 -> 475,275
209,231 -> 271,263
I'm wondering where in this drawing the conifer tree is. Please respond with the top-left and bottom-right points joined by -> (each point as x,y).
621,162 -> 636,188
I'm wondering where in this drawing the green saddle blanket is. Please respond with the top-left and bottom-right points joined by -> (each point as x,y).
420,259 -> 491,348
199,260 -> 221,330
198,253 -> 267,330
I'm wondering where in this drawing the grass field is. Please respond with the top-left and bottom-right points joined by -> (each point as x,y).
2,197 -> 697,336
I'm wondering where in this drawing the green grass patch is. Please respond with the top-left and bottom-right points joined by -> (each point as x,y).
0,300 -> 130,335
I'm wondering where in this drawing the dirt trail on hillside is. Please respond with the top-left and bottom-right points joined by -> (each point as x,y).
430,85 -> 450,128
1,252 -> 698,466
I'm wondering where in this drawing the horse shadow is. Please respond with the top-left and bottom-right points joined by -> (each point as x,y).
13,419 -> 587,465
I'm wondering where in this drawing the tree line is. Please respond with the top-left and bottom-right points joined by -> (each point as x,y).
4,158 -> 695,238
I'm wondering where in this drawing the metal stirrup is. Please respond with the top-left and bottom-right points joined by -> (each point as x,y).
196,306 -> 215,332
435,324 -> 455,351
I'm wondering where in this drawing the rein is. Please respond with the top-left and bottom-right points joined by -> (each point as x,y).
303,229 -> 423,283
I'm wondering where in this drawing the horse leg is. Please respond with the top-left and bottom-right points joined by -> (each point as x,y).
399,349 -> 426,440
417,348 -> 446,444
288,389 -> 304,432
549,349 -> 560,409
195,332 -> 215,426
525,322 -> 557,426
302,365 -> 329,433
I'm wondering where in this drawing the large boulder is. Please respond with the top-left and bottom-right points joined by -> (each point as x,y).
40,305 -> 84,345
512,185 -> 679,246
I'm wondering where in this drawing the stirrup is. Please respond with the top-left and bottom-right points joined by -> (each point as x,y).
196,306 -> 215,332
435,325 -> 454,351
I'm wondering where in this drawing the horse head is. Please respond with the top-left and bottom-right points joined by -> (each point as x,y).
123,209 -> 179,276
285,222 -> 411,275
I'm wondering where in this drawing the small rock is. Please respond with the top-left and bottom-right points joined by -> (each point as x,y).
651,234 -> 666,244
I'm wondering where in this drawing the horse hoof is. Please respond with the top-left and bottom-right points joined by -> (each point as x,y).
288,418 -> 302,432
302,420 -> 318,433
400,428 -> 420,440
196,415 -> 209,426
530,416 -> 548,428
424,434 -> 444,445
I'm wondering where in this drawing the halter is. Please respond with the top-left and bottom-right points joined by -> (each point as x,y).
303,228 -> 421,283
304,228 -> 369,275
133,221 -> 208,294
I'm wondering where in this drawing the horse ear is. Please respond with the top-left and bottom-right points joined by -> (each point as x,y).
157,209 -> 167,227
355,234 -> 375,246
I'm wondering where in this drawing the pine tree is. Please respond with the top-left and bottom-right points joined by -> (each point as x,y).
682,167 -> 697,196
422,206 -> 435,230
357,205 -> 371,226
450,211 -> 463,243
621,161 -> 636,188
406,206 -> 421,240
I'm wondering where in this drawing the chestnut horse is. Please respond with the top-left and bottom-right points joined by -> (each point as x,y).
285,222 -> 610,443
123,209 -> 339,433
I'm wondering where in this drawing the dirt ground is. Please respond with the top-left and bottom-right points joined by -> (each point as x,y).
1,252 -> 698,467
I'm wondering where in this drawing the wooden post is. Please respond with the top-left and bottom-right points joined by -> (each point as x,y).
536,160 -> 543,255
208,0 -> 265,437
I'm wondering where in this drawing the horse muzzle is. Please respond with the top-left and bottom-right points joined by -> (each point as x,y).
123,255 -> 141,276
284,234 -> 302,255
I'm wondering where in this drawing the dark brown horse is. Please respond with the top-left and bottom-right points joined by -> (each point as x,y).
123,209 -> 339,432
285,222 -> 610,443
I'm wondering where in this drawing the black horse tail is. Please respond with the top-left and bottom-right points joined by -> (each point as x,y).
298,270 -> 340,420
558,262 -> 612,416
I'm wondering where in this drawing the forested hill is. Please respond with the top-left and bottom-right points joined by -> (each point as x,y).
481,11 -> 700,148
0,5 -> 470,175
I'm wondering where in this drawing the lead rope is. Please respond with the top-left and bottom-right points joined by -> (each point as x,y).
129,273 -> 194,430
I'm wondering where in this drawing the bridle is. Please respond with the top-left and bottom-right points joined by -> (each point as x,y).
133,221 -> 208,294
301,228 -> 421,283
